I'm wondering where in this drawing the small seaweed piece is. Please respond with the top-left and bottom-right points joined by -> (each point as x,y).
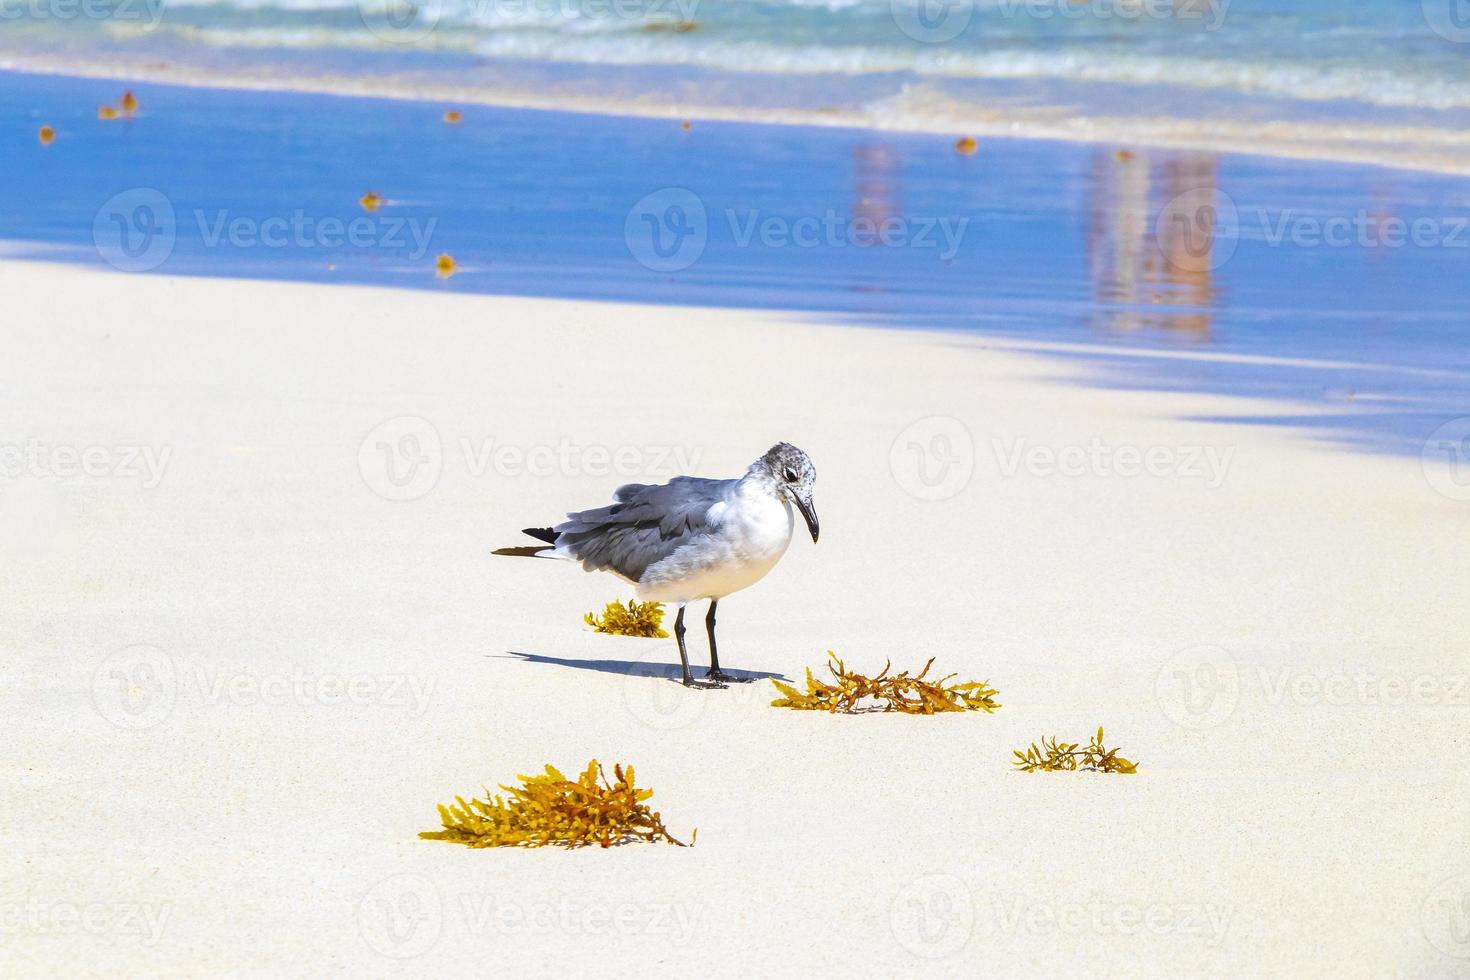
770,654 -> 1000,714
1013,727 -> 1138,774
420,760 -> 692,848
584,599 -> 668,638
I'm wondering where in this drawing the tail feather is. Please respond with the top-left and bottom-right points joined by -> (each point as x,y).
491,525 -> 560,558
492,545 -> 554,558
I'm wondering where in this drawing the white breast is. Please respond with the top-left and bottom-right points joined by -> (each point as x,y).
635,485 -> 795,604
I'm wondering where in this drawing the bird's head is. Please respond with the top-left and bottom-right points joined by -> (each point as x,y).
756,442 -> 818,543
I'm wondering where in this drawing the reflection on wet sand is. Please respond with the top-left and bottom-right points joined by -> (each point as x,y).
848,141 -> 901,294
1086,150 -> 1222,339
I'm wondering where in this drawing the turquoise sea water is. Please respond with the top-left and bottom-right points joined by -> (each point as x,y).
4,0 -> 1470,167
3,69 -> 1467,457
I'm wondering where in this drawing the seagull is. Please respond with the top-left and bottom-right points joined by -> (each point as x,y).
497,443 -> 818,686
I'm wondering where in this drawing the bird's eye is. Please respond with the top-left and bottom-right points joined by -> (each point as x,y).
784,468 -> 797,482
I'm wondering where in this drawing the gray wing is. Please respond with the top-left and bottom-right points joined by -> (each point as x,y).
553,476 -> 733,583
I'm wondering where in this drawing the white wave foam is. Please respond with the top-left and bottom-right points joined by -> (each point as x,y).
87,9 -> 1470,112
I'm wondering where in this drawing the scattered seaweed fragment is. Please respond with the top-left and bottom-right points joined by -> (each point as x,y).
954,136 -> 978,155
584,599 -> 668,638
443,109 -> 463,124
359,191 -> 384,212
420,760 -> 691,848
38,125 -> 55,146
770,655 -> 1000,714
1013,728 -> 1138,773
98,105 -> 120,120
120,90 -> 138,116
435,253 -> 457,278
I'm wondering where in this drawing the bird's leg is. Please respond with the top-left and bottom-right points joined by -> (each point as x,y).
674,605 -> 693,687
705,599 -> 730,684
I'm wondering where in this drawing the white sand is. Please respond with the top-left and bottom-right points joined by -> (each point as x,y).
3,260 -> 1467,977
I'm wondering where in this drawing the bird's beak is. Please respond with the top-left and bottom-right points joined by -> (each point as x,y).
794,494 -> 819,543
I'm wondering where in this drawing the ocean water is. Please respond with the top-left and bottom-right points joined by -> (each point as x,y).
4,69 -> 1468,457
4,0 -> 1470,168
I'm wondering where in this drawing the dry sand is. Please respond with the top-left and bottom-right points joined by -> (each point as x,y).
3,260 -> 1468,977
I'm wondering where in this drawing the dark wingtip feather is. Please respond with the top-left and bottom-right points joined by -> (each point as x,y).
521,527 -> 559,544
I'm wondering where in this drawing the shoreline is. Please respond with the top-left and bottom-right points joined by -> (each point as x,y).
6,55 -> 1470,178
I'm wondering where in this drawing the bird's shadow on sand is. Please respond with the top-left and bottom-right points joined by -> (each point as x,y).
501,651 -> 787,688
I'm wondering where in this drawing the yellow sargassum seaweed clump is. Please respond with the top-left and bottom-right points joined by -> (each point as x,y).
420,760 -> 691,848
1013,728 -> 1138,773
771,655 -> 1000,714
584,599 -> 668,637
